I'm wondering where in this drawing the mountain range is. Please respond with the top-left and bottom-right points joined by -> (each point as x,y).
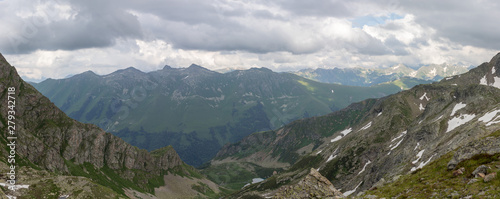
294,63 -> 469,86
1,50 -> 499,198
214,53 -> 500,198
32,65 -> 431,166
0,53 -> 221,198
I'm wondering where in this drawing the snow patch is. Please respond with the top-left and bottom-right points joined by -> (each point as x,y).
410,71 -> 417,77
377,112 -> 383,117
315,150 -> 323,155
492,66 -> 496,74
446,114 -> 476,133
331,136 -> 342,143
359,122 -> 372,131
412,149 -> 425,164
433,115 -> 443,123
492,77 -> 500,89
243,178 -> 265,187
331,128 -> 352,143
358,160 -> 372,175
391,131 -> 407,143
390,138 -> 404,151
451,84 -> 457,86
326,154 -> 337,163
450,102 -> 467,116
480,75 -> 488,85
479,109 -> 500,126
419,103 -> 425,111
343,181 -> 363,197
326,148 -> 339,162
419,92 -> 430,101
340,128 -> 353,136
430,68 -> 437,77
411,155 -> 435,172
414,142 -> 420,151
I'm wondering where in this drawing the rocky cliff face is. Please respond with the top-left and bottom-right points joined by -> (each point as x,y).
224,53 -> 500,197
0,53 -> 184,196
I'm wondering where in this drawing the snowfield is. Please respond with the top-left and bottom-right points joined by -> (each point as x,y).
450,102 -> 467,116
446,114 -> 476,133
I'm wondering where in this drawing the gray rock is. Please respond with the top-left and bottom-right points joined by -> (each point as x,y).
467,178 -> 479,185
472,165 -> 490,177
273,168 -> 345,198
447,137 -> 500,170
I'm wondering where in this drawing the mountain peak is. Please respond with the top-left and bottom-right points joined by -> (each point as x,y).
162,65 -> 173,70
248,67 -> 273,73
187,64 -> 207,70
121,66 -> 142,73
105,66 -> 145,78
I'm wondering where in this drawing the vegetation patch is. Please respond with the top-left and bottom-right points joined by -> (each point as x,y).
368,152 -> 500,198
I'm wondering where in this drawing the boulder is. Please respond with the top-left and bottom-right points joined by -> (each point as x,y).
472,165 -> 489,177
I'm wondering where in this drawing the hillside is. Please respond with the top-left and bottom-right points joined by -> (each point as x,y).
32,66 -> 428,166
0,53 -> 220,198
218,53 -> 500,197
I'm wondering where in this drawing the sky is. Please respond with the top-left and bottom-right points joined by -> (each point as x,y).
0,0 -> 499,81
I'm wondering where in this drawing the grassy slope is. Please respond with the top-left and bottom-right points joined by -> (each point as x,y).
368,131 -> 500,198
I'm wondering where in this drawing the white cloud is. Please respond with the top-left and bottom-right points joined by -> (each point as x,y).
0,0 -> 498,81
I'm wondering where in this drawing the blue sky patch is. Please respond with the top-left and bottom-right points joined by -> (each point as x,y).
351,13 -> 403,28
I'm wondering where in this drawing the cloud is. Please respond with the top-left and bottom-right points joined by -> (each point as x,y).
397,0 -> 500,50
0,0 -> 499,81
0,0 -> 143,54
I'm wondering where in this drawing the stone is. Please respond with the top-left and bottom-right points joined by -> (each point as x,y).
453,167 -> 465,176
472,165 -> 489,177
467,178 -> 478,185
484,172 -> 497,182
478,173 -> 486,178
273,168 -> 345,198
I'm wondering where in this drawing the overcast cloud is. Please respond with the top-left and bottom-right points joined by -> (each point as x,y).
0,0 -> 498,81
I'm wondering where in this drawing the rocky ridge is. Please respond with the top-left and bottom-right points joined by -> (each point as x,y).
227,53 -> 500,198
0,53 -> 196,197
